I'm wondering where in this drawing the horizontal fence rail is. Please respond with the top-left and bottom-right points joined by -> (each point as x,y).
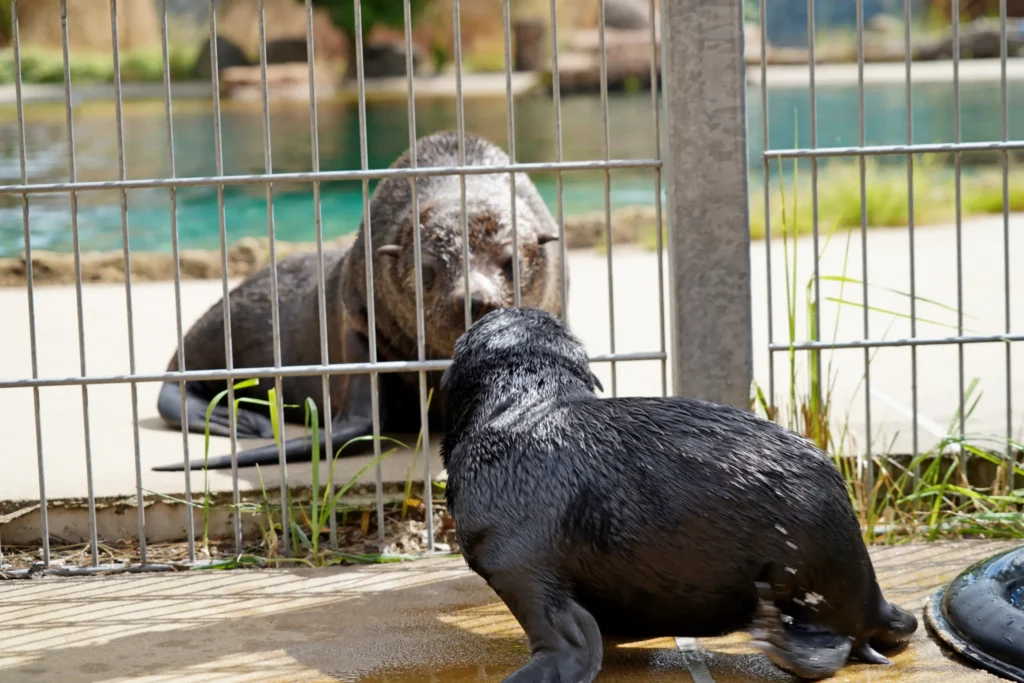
763,140 -> 1024,159
0,159 -> 664,197
0,352 -> 667,391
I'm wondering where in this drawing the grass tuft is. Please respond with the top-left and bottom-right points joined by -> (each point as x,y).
750,144 -> 1023,545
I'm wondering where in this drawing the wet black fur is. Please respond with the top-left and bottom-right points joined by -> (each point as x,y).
439,307 -> 918,682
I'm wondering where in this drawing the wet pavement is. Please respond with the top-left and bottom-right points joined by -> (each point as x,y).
0,539 -> 1017,682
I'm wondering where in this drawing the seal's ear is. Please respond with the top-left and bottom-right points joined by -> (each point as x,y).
590,372 -> 604,393
376,245 -> 402,259
536,231 -> 559,246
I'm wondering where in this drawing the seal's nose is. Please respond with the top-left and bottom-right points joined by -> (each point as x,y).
453,293 -> 490,321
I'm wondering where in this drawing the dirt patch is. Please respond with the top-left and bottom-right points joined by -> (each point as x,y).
0,206 -> 661,287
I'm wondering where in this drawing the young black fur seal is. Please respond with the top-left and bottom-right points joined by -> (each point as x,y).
439,307 -> 919,682
153,131 -> 564,472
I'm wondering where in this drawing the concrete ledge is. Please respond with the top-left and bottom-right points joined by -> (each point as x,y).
0,206 -> 659,287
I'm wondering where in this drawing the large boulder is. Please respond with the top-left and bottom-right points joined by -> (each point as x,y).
916,17 -> 1024,60
361,41 -> 424,78
603,0 -> 652,30
193,35 -> 251,81
265,38 -> 308,64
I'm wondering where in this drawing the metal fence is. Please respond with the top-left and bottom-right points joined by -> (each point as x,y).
0,0 -> 753,573
7,0 -> 1019,577
757,0 -> 1022,506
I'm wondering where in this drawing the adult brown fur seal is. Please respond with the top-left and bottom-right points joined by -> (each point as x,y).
439,307 -> 918,682
153,131 -> 565,471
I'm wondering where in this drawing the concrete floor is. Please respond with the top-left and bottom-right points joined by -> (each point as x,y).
0,540 -> 1017,683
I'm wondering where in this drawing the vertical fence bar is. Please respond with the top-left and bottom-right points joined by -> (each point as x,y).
999,0 -> 1014,492
548,0 -> 569,324
256,0 -> 291,553
60,0 -> 100,567
11,0 -> 50,566
159,0 -> 197,562
303,0 -> 338,548
660,0 -> 752,408
208,0 -> 243,554
759,0 -> 775,417
403,0 -> 434,549
596,0 -> 618,397
453,0 -> 471,332
904,0 -> 920,483
109,0 -> 149,564
951,0 -> 967,480
501,0 -> 522,307
351,0 -> 386,545
648,0 -> 667,398
806,0 -> 823,414
855,0 -> 874,496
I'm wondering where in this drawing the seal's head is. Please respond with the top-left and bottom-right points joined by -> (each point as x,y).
376,197 -> 559,356
441,307 -> 602,422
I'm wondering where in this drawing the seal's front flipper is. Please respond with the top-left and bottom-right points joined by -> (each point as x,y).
486,567 -> 603,683
156,381 -> 275,439
748,582 -> 852,681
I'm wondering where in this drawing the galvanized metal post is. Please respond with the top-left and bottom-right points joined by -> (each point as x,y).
660,0 -> 753,410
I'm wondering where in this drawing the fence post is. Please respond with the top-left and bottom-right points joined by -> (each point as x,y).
661,0 -> 753,411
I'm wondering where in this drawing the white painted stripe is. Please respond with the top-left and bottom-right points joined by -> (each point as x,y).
675,637 -> 716,683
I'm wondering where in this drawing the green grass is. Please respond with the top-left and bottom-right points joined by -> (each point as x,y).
0,44 -> 201,86
636,157 -> 1024,251
751,151 -> 1023,545
142,376 -> 445,569
751,157 -> 1024,239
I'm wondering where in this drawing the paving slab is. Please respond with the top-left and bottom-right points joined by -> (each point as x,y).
0,540 -> 1017,682
1,215 -> 1021,513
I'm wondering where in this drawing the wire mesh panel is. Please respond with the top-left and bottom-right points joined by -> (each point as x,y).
0,0 -> 707,574
756,0 -> 1022,532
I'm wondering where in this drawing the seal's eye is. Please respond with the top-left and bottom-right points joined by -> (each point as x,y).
500,251 -> 518,282
419,256 -> 440,290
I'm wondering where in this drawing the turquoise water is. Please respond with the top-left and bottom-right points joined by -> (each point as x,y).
0,79 -> 1021,257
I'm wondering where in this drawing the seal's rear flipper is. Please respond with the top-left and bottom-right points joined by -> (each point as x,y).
156,381 -> 275,439
150,414 -> 377,472
748,582 -> 852,681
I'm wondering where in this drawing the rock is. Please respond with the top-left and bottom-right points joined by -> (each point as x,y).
193,35 -> 251,80
915,17 -> 1024,60
513,18 -> 546,72
745,21 -> 763,63
603,0 -> 652,30
220,62 -> 338,100
265,38 -> 308,65
556,28 -> 659,94
867,13 -> 903,36
361,41 -> 424,78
